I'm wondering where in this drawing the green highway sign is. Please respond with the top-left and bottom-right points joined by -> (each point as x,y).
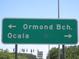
2,18 -> 77,44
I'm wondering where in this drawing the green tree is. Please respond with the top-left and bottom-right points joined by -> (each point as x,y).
0,50 -> 10,59
66,46 -> 79,59
47,46 -> 79,59
47,48 -> 59,59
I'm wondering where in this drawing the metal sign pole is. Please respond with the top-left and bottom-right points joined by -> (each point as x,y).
62,45 -> 65,59
15,44 -> 18,59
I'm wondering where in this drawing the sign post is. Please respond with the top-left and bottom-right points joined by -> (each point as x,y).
15,44 -> 18,59
2,18 -> 77,44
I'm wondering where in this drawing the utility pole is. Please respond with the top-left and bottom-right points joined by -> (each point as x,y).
15,44 -> 18,59
58,0 -> 65,59
58,0 -> 60,18
58,0 -> 60,59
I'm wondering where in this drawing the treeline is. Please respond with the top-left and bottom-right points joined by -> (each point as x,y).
47,45 -> 79,59
0,49 -> 37,59
0,46 -> 79,59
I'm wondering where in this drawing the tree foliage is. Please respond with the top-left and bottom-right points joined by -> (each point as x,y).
0,49 -> 37,59
47,48 -> 59,59
0,50 -> 10,59
47,45 -> 79,59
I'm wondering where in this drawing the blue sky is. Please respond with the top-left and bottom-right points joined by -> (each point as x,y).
0,0 -> 57,18
0,0 -> 79,18
0,0 -> 79,59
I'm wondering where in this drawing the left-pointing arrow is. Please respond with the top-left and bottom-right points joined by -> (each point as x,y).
8,24 -> 16,29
